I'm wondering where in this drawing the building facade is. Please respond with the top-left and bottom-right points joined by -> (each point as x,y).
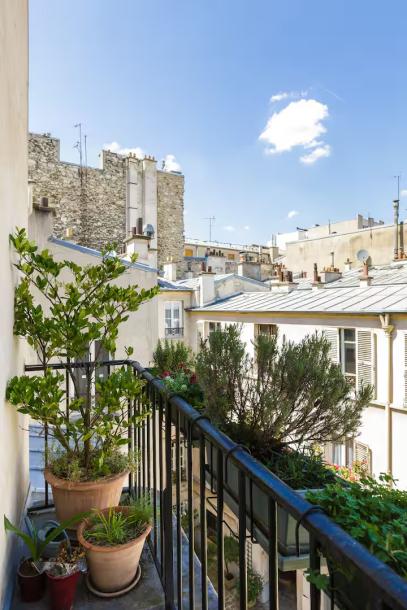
28,133 -> 185,269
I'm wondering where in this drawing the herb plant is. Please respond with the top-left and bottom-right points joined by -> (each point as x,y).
7,229 -> 158,480
266,449 -> 336,490
83,500 -> 152,547
152,339 -> 193,376
306,474 -> 407,579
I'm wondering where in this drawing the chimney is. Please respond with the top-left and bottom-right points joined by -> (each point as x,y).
393,199 -> 399,260
163,259 -> 177,282
359,260 -> 372,287
199,270 -> 216,306
400,221 -> 405,259
312,263 -> 323,290
344,258 -> 352,272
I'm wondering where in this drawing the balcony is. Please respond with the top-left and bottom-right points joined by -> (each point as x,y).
165,327 -> 184,338
13,360 -> 407,610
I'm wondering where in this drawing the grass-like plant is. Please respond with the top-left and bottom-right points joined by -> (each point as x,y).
6,228 -> 159,481
152,339 -> 193,375
83,498 -> 152,547
4,513 -> 87,563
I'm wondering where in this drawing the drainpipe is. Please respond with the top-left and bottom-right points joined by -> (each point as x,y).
393,199 -> 399,260
379,313 -> 394,478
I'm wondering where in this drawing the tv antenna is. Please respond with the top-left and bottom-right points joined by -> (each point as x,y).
204,216 -> 216,242
394,174 -> 401,201
74,123 -> 83,185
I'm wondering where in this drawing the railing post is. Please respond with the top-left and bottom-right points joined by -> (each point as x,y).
163,396 -> 174,609
238,470 -> 247,610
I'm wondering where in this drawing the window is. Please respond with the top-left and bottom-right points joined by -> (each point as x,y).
165,302 -> 183,336
256,324 -> 277,337
340,328 -> 356,384
227,253 -> 235,261
185,248 -> 193,257
209,321 -> 222,334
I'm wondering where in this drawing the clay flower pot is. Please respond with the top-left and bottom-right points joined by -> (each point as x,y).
46,570 -> 81,610
45,469 -> 129,527
77,507 -> 151,595
17,559 -> 46,603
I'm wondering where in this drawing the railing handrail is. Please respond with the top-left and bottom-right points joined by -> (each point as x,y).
25,358 -> 407,608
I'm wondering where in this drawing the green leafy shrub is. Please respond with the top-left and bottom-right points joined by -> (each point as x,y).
224,535 -> 239,577
266,449 -> 336,490
306,474 -> 407,579
244,567 -> 263,603
153,339 -> 193,375
7,228 -> 158,481
196,325 -> 372,453
162,370 -> 204,407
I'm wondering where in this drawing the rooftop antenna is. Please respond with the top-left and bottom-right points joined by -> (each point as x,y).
74,123 -> 83,185
204,216 -> 216,242
84,134 -> 88,180
394,174 -> 401,201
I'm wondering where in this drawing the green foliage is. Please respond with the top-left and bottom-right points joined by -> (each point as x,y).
162,370 -> 204,407
245,567 -> 264,603
196,325 -> 372,452
7,228 -> 158,479
224,536 -> 239,576
266,449 -> 336,490
4,513 -> 87,562
152,339 -> 193,375
83,500 -> 152,546
305,569 -> 330,591
306,474 -> 407,579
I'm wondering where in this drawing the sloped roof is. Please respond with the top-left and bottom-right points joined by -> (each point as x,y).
49,237 -> 158,273
192,284 -> 407,315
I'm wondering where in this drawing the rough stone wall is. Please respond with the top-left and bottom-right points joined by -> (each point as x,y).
28,133 -> 185,266
157,170 -> 184,268
28,134 -> 127,250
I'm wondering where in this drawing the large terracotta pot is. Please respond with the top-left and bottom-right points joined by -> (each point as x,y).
45,469 -> 129,526
77,506 -> 151,594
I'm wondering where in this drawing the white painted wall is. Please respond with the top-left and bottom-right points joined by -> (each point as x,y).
48,242 -> 159,366
0,0 -> 30,603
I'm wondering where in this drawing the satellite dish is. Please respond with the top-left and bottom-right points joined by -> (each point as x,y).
357,249 -> 369,262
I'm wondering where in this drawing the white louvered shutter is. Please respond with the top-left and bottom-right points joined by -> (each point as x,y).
354,440 -> 372,474
404,334 -> 407,408
357,330 -> 376,397
323,328 -> 339,363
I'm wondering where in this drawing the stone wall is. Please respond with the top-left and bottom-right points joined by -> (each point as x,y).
28,133 -> 184,267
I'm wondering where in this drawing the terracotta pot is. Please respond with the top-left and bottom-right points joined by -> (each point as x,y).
46,570 -> 80,610
17,559 -> 46,603
77,506 -> 151,594
45,469 -> 129,527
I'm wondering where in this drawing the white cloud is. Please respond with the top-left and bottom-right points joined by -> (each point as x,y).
300,144 -> 331,165
243,225 -> 250,230
401,189 -> 407,198
270,90 -> 308,103
162,154 -> 182,172
287,210 -> 299,219
103,141 -> 145,158
259,98 -> 330,164
224,225 -> 235,232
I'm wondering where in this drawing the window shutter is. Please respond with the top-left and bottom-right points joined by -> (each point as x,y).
357,330 -> 375,397
323,328 -> 339,363
354,440 -> 372,474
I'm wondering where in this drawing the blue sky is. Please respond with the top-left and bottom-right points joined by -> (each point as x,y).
30,1 -> 407,245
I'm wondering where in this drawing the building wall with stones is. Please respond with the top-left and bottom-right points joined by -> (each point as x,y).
28,133 -> 184,268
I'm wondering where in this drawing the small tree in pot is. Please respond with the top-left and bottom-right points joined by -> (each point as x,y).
7,229 -> 159,522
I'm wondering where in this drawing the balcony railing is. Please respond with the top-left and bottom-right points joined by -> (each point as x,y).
165,327 -> 184,337
26,359 -> 407,610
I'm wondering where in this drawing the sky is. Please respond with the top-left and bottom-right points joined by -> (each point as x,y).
30,1 -> 407,245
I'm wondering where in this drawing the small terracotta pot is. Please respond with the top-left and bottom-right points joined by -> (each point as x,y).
44,469 -> 129,527
77,506 -> 151,594
46,570 -> 80,610
17,559 -> 46,602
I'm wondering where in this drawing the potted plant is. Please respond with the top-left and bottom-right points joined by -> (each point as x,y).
238,567 -> 263,607
77,498 -> 152,597
4,513 -> 85,603
6,229 -> 158,522
306,473 -> 407,609
45,542 -> 86,610
195,326 -> 372,556
224,535 -> 239,590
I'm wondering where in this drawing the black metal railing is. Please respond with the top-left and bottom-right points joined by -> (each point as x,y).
26,360 -> 407,610
165,327 -> 184,337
